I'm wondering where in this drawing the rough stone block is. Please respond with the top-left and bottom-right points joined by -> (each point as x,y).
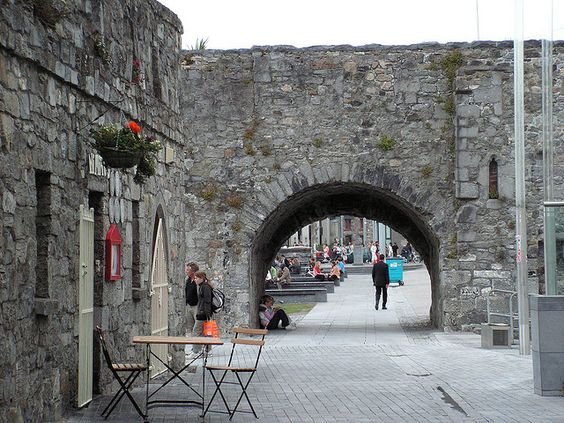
481,323 -> 512,348
456,182 -> 479,199
34,298 -> 58,316
457,126 -> 478,138
456,104 -> 481,118
456,204 -> 477,223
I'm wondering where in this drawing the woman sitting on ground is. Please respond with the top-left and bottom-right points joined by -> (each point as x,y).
259,295 -> 296,330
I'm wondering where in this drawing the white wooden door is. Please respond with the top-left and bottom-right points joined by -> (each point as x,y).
78,205 -> 94,407
150,218 -> 169,377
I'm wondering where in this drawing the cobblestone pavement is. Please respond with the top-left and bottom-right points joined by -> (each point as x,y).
65,268 -> 564,423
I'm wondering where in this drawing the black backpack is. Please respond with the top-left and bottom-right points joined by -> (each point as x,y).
211,287 -> 225,313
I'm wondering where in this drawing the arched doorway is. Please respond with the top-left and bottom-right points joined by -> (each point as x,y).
249,182 -> 440,328
150,215 -> 169,376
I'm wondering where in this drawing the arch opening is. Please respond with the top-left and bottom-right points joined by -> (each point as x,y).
250,182 -> 441,328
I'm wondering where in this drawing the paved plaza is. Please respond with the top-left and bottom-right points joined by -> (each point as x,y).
65,267 -> 564,423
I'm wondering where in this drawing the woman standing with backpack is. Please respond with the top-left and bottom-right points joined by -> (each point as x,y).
186,271 -> 213,359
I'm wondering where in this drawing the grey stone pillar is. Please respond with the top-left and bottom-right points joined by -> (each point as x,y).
353,217 -> 363,265
530,294 -> 564,396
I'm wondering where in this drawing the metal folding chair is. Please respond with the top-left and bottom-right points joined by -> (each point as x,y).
203,327 -> 268,420
95,326 -> 147,420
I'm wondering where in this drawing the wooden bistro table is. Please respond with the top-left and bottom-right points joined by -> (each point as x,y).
132,335 -> 224,421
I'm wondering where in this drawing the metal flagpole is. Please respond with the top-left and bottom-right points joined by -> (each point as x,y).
542,1 -> 557,295
513,0 -> 530,355
475,0 -> 480,40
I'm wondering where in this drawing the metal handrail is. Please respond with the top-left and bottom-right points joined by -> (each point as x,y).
486,289 -> 518,336
544,201 -> 564,207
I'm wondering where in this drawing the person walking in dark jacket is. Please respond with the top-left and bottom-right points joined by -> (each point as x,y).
371,254 -> 390,310
185,262 -> 199,337
186,271 -> 213,359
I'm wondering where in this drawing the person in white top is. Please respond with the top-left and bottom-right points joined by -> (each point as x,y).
370,242 -> 378,263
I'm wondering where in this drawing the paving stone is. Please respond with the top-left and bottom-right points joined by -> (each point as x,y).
65,269 -> 564,422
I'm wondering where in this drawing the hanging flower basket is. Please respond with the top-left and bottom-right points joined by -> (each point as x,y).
90,121 -> 161,183
98,147 -> 143,169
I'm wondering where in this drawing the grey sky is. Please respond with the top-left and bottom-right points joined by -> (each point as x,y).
157,0 -> 563,50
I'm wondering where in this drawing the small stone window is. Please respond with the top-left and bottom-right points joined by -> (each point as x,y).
132,200 -> 141,291
488,158 -> 499,199
35,170 -> 51,299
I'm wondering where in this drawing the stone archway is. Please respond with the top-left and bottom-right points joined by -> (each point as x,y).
248,165 -> 444,329
180,43 -> 549,332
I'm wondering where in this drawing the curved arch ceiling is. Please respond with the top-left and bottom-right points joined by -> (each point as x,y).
252,182 -> 437,264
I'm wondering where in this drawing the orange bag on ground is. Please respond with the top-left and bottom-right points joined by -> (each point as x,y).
203,320 -> 219,338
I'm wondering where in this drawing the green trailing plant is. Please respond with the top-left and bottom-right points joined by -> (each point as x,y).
443,97 -> 456,116
438,50 -> 463,117
244,143 -> 256,156
200,183 -> 219,201
434,50 -> 464,162
440,49 -> 464,90
447,136 -> 456,155
259,144 -> 272,156
243,129 -> 254,141
93,32 -> 111,66
181,53 -> 195,67
446,233 -> 458,259
243,119 -> 259,141
226,194 -> 243,209
421,165 -> 433,178
488,189 -> 499,199
189,37 -> 208,50
377,135 -> 396,151
90,121 -> 161,184
312,137 -> 323,148
231,221 -> 242,232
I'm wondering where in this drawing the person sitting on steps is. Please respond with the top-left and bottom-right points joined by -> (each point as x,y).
312,261 -> 327,280
328,260 -> 340,281
276,265 -> 291,289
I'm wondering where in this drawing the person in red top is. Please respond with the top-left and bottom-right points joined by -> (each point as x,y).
312,261 -> 326,280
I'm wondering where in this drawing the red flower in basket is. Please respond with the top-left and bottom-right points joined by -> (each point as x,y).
128,121 -> 141,135
90,121 -> 162,184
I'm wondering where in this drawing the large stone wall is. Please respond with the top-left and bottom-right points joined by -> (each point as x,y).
178,42 -> 562,330
1,0 -> 563,421
0,0 -> 187,421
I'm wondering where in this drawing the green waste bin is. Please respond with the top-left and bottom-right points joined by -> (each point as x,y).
386,257 -> 404,286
